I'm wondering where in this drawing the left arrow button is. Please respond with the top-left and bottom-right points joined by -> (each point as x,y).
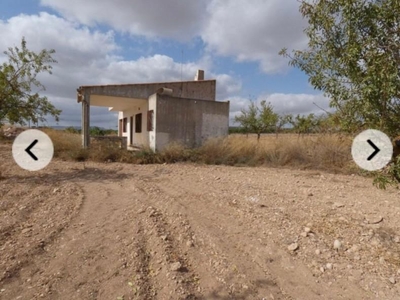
25,139 -> 39,161
12,129 -> 54,171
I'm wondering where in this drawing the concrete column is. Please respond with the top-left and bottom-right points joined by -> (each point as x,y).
82,92 -> 90,148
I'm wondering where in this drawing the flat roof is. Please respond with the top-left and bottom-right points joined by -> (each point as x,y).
79,79 -> 216,89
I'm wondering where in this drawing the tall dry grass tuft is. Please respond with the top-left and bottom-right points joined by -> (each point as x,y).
43,128 -> 82,160
199,135 -> 262,166
160,142 -> 196,163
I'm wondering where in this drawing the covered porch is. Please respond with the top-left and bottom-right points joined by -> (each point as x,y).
77,92 -> 148,149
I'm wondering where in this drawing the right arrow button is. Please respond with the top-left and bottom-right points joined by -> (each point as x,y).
351,129 -> 393,171
367,139 -> 380,161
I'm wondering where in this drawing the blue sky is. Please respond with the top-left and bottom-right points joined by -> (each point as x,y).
0,0 -> 329,128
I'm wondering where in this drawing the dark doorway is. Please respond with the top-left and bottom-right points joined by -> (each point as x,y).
135,113 -> 142,133
130,116 -> 133,145
118,119 -> 123,137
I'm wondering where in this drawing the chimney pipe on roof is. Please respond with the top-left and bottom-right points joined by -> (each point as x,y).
194,70 -> 204,81
157,87 -> 173,95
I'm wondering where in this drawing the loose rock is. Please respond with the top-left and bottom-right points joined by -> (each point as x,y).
288,243 -> 299,252
170,262 -> 182,272
365,215 -> 383,224
333,240 -> 342,250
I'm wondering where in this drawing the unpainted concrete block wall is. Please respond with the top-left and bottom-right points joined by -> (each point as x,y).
154,95 -> 229,151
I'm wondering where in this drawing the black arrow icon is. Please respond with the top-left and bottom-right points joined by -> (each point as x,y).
25,139 -> 39,161
367,139 -> 380,161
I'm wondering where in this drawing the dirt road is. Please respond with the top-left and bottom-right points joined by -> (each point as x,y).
1,144 -> 400,299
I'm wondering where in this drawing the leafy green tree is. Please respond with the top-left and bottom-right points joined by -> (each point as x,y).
90,126 -> 106,136
275,113 -> 292,137
279,0 -> 400,137
289,113 -> 319,136
314,112 -> 341,134
234,100 -> 279,141
0,37 -> 60,126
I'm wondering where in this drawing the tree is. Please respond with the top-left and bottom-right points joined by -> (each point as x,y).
289,113 -> 319,136
234,100 -> 278,141
275,113 -> 292,137
279,0 -> 400,137
0,37 -> 61,126
314,112 -> 341,134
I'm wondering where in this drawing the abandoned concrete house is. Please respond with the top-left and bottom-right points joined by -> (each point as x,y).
77,70 -> 230,151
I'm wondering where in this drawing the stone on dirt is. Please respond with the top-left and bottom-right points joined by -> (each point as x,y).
333,240 -> 342,250
170,262 -> 182,272
288,243 -> 299,252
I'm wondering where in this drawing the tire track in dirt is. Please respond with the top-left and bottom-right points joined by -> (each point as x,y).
131,166 -> 372,299
2,156 -> 398,299
2,180 -> 139,300
2,170 -> 205,300
38,182 -> 142,300
130,183 -> 204,299
0,182 -> 84,296
132,174 -> 286,299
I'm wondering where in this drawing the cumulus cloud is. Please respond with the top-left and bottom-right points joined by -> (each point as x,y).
40,0 -> 209,41
0,12 -> 117,63
40,0 -> 309,74
0,12 -> 241,128
202,0 -> 308,73
259,93 -> 331,115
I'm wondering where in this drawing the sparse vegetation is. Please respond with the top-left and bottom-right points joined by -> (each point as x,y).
64,126 -> 117,136
44,128 -> 354,175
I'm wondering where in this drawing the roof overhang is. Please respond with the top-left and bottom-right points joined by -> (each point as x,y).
90,95 -> 147,111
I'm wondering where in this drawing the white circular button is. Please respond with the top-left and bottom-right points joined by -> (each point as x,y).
12,129 -> 54,171
351,129 -> 392,171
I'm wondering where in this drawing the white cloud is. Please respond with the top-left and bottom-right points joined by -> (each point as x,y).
258,93 -> 331,115
202,0 -> 308,73
40,0 -> 209,41
0,12 -> 241,128
0,12 -> 117,63
40,0 -> 309,74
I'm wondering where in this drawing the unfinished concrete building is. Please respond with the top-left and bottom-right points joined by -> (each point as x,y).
77,70 -> 230,151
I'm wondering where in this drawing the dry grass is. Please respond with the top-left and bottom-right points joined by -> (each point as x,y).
26,129 -> 357,174
200,134 -> 354,173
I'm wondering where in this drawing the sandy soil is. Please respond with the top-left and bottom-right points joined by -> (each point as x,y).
1,143 -> 400,300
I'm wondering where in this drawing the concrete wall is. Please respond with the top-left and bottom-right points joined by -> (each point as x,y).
154,95 -> 229,151
81,80 -> 216,102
